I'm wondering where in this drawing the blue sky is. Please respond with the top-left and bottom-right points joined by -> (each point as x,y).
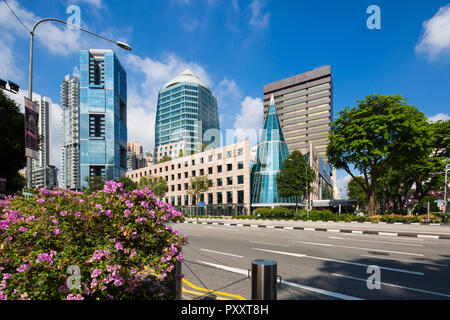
1,0 -> 449,195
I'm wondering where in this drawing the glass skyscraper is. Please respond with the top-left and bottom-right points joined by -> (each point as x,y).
79,49 -> 127,189
154,69 -> 219,162
251,95 -> 295,207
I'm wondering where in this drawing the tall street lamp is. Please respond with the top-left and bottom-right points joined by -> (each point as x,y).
288,158 -> 310,218
26,18 -> 131,189
445,164 -> 449,224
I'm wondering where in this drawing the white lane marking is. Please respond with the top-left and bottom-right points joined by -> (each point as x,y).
327,229 -> 340,233
266,225 -> 275,229
304,228 -> 315,231
252,248 -> 424,276
280,280 -> 364,300
250,225 -> 258,228
360,254 -> 448,267
331,273 -> 450,298
418,235 -> 439,239
329,236 -> 423,247
197,261 -> 248,276
198,260 -> 363,300
284,226 -> 294,230
250,241 -> 290,247
293,241 -> 424,257
352,230 -> 363,234
200,248 -> 243,258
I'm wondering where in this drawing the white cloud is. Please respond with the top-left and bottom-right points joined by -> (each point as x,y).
336,174 -> 352,200
416,5 -> 450,60
231,96 -> 264,146
428,113 -> 450,122
180,16 -> 199,32
249,0 -> 270,30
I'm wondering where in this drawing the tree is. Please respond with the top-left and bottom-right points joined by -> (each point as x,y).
347,176 -> 368,211
187,175 -> 210,221
327,94 -> 433,216
138,176 -> 168,199
118,176 -> 137,193
84,175 -> 105,193
158,155 -> 172,163
276,150 -> 315,214
0,90 -> 26,194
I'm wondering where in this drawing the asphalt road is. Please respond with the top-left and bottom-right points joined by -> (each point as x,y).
169,222 -> 450,300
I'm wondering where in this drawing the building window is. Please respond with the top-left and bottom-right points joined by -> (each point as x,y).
120,147 -> 127,169
237,148 -> 243,156
217,178 -> 223,187
217,165 -> 222,173
120,98 -> 126,123
208,167 -> 213,174
192,159 -> 195,165
89,114 -> 105,138
184,183 -> 188,190
238,190 -> 244,204
227,191 -> 233,204
226,151 -> 232,158
217,153 -> 222,161
208,193 -> 213,204
217,192 -> 223,204
227,177 -> 233,185
227,163 -> 232,171
171,185 -> 175,192
200,158 -> 204,164
192,170 -> 196,177
178,173 -> 181,179
238,161 -> 244,170
171,174 -> 175,180
178,184 -> 181,191
200,169 -> 204,175
208,155 -> 213,162
238,175 -> 244,184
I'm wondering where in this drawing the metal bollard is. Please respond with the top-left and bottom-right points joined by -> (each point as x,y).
251,259 -> 277,300
173,259 -> 183,300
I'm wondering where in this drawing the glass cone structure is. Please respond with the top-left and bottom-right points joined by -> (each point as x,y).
251,95 -> 296,207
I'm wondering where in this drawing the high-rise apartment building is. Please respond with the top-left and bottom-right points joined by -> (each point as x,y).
154,69 -> 220,162
127,141 -> 143,155
61,74 -> 80,190
79,49 -> 127,189
263,66 -> 333,160
31,95 -> 58,189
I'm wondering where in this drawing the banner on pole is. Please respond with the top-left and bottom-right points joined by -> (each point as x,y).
24,97 -> 39,160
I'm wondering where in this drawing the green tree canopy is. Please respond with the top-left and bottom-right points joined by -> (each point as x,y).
276,150 -> 316,214
0,90 -> 26,194
327,94 -> 433,216
347,176 -> 368,210
187,175 -> 210,220
118,176 -> 137,193
158,155 -> 172,163
138,175 -> 168,199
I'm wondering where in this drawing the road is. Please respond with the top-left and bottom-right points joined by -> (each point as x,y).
169,221 -> 450,300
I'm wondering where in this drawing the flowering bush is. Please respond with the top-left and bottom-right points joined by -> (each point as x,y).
0,181 -> 186,300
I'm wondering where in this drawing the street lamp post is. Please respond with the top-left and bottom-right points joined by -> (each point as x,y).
445,164 -> 449,224
26,18 -> 131,189
288,158 -> 310,218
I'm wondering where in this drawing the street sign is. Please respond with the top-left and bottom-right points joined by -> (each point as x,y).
24,97 -> 39,160
441,205 -> 446,211
198,202 -> 206,207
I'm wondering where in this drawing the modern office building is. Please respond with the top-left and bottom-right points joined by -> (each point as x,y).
32,165 -> 58,190
127,151 -> 147,171
263,65 -> 333,160
79,49 -> 127,189
127,140 -> 251,215
154,69 -> 220,163
61,74 -> 81,190
251,95 -> 296,208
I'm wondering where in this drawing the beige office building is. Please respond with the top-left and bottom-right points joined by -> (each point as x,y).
263,65 -> 333,160
127,140 -> 251,215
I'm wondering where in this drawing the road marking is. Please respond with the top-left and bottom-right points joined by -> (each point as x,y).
250,241 -> 290,247
252,248 -> 424,276
250,225 -> 258,228
197,261 -> 249,276
352,230 -> 363,234
360,254 -> 448,267
331,273 -> 450,298
266,225 -> 275,229
197,260 -> 363,300
212,222 -> 218,225
418,234 -> 439,239
284,226 -> 294,230
293,241 -> 424,257
329,237 -> 423,247
327,229 -> 340,233
379,232 -> 398,236
280,280 -> 364,300
185,233 -> 203,237
304,228 -> 315,231
182,276 -> 246,300
200,248 -> 243,258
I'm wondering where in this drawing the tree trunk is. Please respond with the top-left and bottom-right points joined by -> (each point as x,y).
367,186 -> 376,216
295,195 -> 298,215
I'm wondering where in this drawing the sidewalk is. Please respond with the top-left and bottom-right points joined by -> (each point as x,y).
182,217 -> 450,240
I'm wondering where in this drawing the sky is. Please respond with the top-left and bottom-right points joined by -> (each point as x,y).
1,0 -> 449,196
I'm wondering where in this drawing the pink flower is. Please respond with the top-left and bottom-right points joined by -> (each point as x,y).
53,228 -> 61,235
123,209 -> 131,218
36,199 -> 45,204
16,264 -> 30,273
59,211 -> 68,216
130,267 -> 137,274
66,293 -> 84,300
114,242 -> 123,251
27,216 -> 35,222
91,269 -> 102,278
74,211 -> 81,217
104,210 -> 112,218
18,227 -> 28,232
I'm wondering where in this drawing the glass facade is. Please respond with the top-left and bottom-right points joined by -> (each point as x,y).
79,49 -> 127,189
155,69 -> 219,159
251,96 -> 296,206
